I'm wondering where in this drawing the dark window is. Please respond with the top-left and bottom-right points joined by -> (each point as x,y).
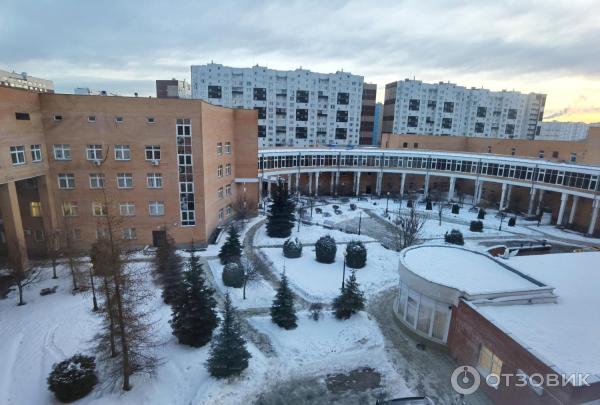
257,125 -> 266,138
426,117 -> 434,124
475,122 -> 485,133
442,118 -> 452,129
536,126 -> 541,135
295,127 -> 308,139
552,151 -> 559,158
336,110 -> 348,122
427,100 -> 436,109
296,109 -> 308,121
253,87 -> 266,101
15,112 -> 30,120
407,116 -> 418,127
505,124 -> 515,135
443,102 -> 454,113
409,99 -> 420,111
254,107 -> 266,119
276,108 -> 286,116
403,142 -> 408,148
413,143 -> 419,148
296,90 -> 309,103
487,146 -> 492,153
511,148 -> 516,156
361,105 -> 375,115
208,85 -> 222,98
476,107 -> 487,118
335,128 -> 347,139
337,92 -> 349,105
508,109 -> 518,119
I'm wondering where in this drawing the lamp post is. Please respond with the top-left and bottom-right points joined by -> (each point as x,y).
358,211 -> 362,235
341,251 -> 347,291
499,211 -> 505,231
385,191 -> 390,214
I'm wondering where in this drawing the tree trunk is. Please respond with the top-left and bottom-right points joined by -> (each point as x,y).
51,258 -> 58,279
69,258 -> 79,291
112,273 -> 131,391
90,268 -> 98,311
243,278 -> 247,300
103,277 -> 117,357
16,281 -> 25,306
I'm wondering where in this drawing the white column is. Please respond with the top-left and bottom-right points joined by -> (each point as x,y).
568,196 -> 579,224
295,171 -> 300,193
400,173 -> 406,199
499,183 -> 507,211
267,177 -> 272,197
330,172 -> 335,195
355,172 -> 361,196
308,173 -> 313,196
335,171 -> 340,196
536,190 -> 545,216
588,199 -> 600,235
505,185 -> 513,210
424,173 -> 430,196
448,177 -> 456,201
376,172 -> 383,196
557,193 -> 568,226
288,174 -> 292,193
259,175 -> 264,204
527,187 -> 537,215
476,181 -> 484,205
315,171 -> 320,197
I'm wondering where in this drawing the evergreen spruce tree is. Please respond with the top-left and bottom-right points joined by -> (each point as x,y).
266,180 -> 296,238
332,270 -> 365,320
154,234 -> 184,305
170,248 -> 219,347
206,293 -> 251,379
270,272 -> 297,329
218,226 -> 242,265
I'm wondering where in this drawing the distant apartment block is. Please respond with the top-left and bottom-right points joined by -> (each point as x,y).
359,83 -> 377,145
156,78 -> 191,99
383,79 -> 546,139
372,102 -> 383,145
191,63 -> 366,147
537,121 -> 589,141
0,69 -> 54,93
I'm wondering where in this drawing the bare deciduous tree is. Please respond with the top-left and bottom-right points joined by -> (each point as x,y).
7,255 -> 42,306
240,255 -> 261,300
233,194 -> 257,222
392,207 -> 426,251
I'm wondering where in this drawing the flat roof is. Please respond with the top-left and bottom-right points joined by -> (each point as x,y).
401,246 -> 541,295
477,252 -> 600,380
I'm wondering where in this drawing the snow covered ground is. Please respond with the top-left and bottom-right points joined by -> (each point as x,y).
254,222 -> 374,247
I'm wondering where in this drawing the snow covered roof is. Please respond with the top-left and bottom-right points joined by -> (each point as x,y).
476,252 -> 600,381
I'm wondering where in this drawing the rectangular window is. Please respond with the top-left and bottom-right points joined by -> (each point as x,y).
34,229 -> 45,242
53,114 -> 63,121
336,110 -> 348,122
225,184 -> 232,196
115,116 -> 124,123
147,117 -> 155,124
407,116 -> 418,127
552,151 -> 559,158
225,163 -> 232,176
145,145 -> 161,161
226,205 -> 233,217
149,201 -> 165,216
146,173 -> 163,189
254,106 -> 267,119
208,85 -> 222,98
86,144 -> 103,161
442,118 -> 452,129
30,202 -> 42,217
408,99 -> 420,111
218,187 -> 224,199
295,127 -> 308,139
62,202 -> 79,216
337,92 -> 349,105
443,102 -> 454,113
296,109 -> 308,121
218,208 -> 224,220
30,145 -> 42,162
53,144 -> 71,160
476,106 -> 487,118
70,228 -> 82,240
405,296 -> 418,326
89,173 -> 105,189
96,228 -> 109,240
15,112 -> 30,120
122,228 -> 137,240
224,141 -> 231,154
477,346 -> 503,388
335,128 -> 347,139
10,146 -> 26,165
119,202 -> 135,216
92,202 -> 107,216
58,173 -> 75,189
511,148 -> 516,156
217,142 -> 223,156
117,173 -> 133,189
296,90 -> 309,103
217,164 -> 223,178
507,109 -> 518,119
505,124 -> 515,135
570,153 -> 577,163
114,145 -> 131,160
475,122 -> 485,133
253,87 -> 266,101
258,125 -> 266,138
538,150 -> 544,159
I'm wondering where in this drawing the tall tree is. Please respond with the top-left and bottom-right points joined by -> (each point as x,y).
218,226 -> 242,265
170,247 -> 219,347
154,233 -> 184,305
270,272 -> 297,329
266,180 -> 296,238
91,240 -> 117,358
206,293 -> 251,379
392,207 -> 426,251
332,270 -> 365,320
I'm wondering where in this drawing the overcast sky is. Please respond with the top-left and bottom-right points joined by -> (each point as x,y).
2,0 -> 599,122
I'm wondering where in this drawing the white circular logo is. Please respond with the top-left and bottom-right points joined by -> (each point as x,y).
451,365 -> 481,395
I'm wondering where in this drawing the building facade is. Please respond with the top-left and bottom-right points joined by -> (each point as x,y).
156,78 -> 192,99
0,86 -> 258,264
359,83 -> 377,145
372,102 -> 383,146
191,63 -> 365,148
537,121 -> 589,141
383,79 -> 546,140
0,69 -> 54,93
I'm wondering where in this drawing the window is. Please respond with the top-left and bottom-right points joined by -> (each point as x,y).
145,145 -> 161,161
413,143 -> 419,148
218,187 -> 224,199
507,109 -> 518,119
10,146 -> 26,165
335,128 -> 347,139
114,116 -> 124,124
403,142 -> 408,148
70,228 -> 82,240
89,173 -> 105,189
86,144 -> 103,161
149,201 -> 165,216
117,173 -> 133,189
62,202 -> 79,216
122,228 -> 137,240
442,118 -> 452,129
119,202 -> 135,216
409,99 -> 420,111
254,106 -> 267,119
487,146 -> 492,153
30,145 -> 42,162
477,345 -> 503,388
296,109 -> 308,121
53,144 -> 71,160
146,173 -> 163,189
147,117 -> 155,124
96,228 -> 109,240
58,173 -> 75,189
30,202 -> 42,217
253,87 -> 266,101
226,205 -> 233,217
225,184 -> 232,196
217,142 -> 223,156
217,164 -> 223,178
552,151 -> 559,158
114,145 -> 131,160
218,208 -> 224,220
88,115 -> 96,123
570,153 -> 577,163
225,163 -> 231,176
296,90 -> 309,103
476,106 -> 487,118
258,125 -> 266,138
505,124 -> 515,135
208,85 -> 222,98
92,202 -> 107,216
538,150 -> 544,159
336,110 -> 348,122
475,123 -> 485,133
295,127 -> 308,139
511,148 -> 516,156
224,142 -> 231,154
53,115 -> 63,121
443,102 -> 454,113
337,92 -> 349,105
15,112 -> 30,120
34,229 -> 45,242
407,116 -> 418,127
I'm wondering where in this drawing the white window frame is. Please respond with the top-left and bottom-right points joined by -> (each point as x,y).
225,184 -> 232,196
10,146 -> 26,165
92,202 -> 107,217
89,173 -> 105,189
115,116 -> 124,124
88,115 -> 96,123
218,208 -> 224,220
53,144 -> 71,160
62,202 -> 79,216
119,202 -> 135,216
58,173 -> 75,189
225,205 -> 233,217
117,173 -> 133,189
145,145 -> 161,161
146,173 -> 163,189
217,142 -> 223,156
122,227 -> 137,240
86,144 -> 103,161
225,163 -> 231,176
114,144 -> 131,161
30,144 -> 42,162
224,141 -> 231,154
148,201 -> 165,216
217,187 -> 224,199
217,164 -> 223,178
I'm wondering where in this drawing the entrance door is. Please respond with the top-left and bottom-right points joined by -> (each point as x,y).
152,230 -> 167,247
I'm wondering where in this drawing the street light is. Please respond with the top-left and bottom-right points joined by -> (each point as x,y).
358,211 -> 362,235
341,251 -> 347,291
385,191 -> 391,214
498,210 -> 505,231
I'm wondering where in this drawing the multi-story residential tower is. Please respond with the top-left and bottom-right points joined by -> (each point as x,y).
383,79 -> 546,139
0,69 -> 54,93
359,83 -> 377,145
156,78 -> 192,99
191,63 -> 365,147
537,121 -> 589,141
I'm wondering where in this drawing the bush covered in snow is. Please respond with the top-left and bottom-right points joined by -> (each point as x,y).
406,199 -> 413,208
345,241 -> 367,269
452,204 -> 460,214
222,262 -> 244,288
47,354 -> 97,403
477,208 -> 486,219
349,203 -> 357,211
315,235 -> 337,263
470,220 -> 484,232
508,216 -> 516,227
309,302 -> 323,321
444,229 -> 465,245
283,237 -> 303,258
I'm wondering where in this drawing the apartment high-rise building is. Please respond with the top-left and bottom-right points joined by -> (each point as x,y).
537,121 -> 589,141
0,69 -> 54,93
383,79 -> 546,139
191,63 -> 366,147
156,78 -> 191,99
359,83 -> 377,145
372,102 -> 383,146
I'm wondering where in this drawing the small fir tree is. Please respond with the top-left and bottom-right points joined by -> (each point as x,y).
508,216 -> 516,227
206,293 -> 251,379
452,204 -> 460,214
332,270 -> 365,320
270,272 -> 297,329
470,220 -> 484,232
170,248 -> 219,347
155,234 -> 184,305
218,226 -> 242,265
47,354 -> 98,403
444,229 -> 465,245
315,235 -> 337,264
477,208 -> 486,220
345,241 -> 367,269
222,262 -> 244,288
266,180 -> 296,238
283,237 -> 303,258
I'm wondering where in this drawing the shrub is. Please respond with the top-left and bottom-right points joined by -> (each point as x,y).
283,237 -> 303,259
425,200 -> 432,210
477,208 -> 486,220
508,216 -> 516,227
349,203 -> 357,211
444,229 -> 465,245
451,204 -> 460,214
470,220 -> 484,232
407,199 -> 413,208
222,262 -> 244,288
332,205 -> 340,210
315,235 -> 337,263
309,303 -> 323,321
47,354 -> 97,403
345,241 -> 367,269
